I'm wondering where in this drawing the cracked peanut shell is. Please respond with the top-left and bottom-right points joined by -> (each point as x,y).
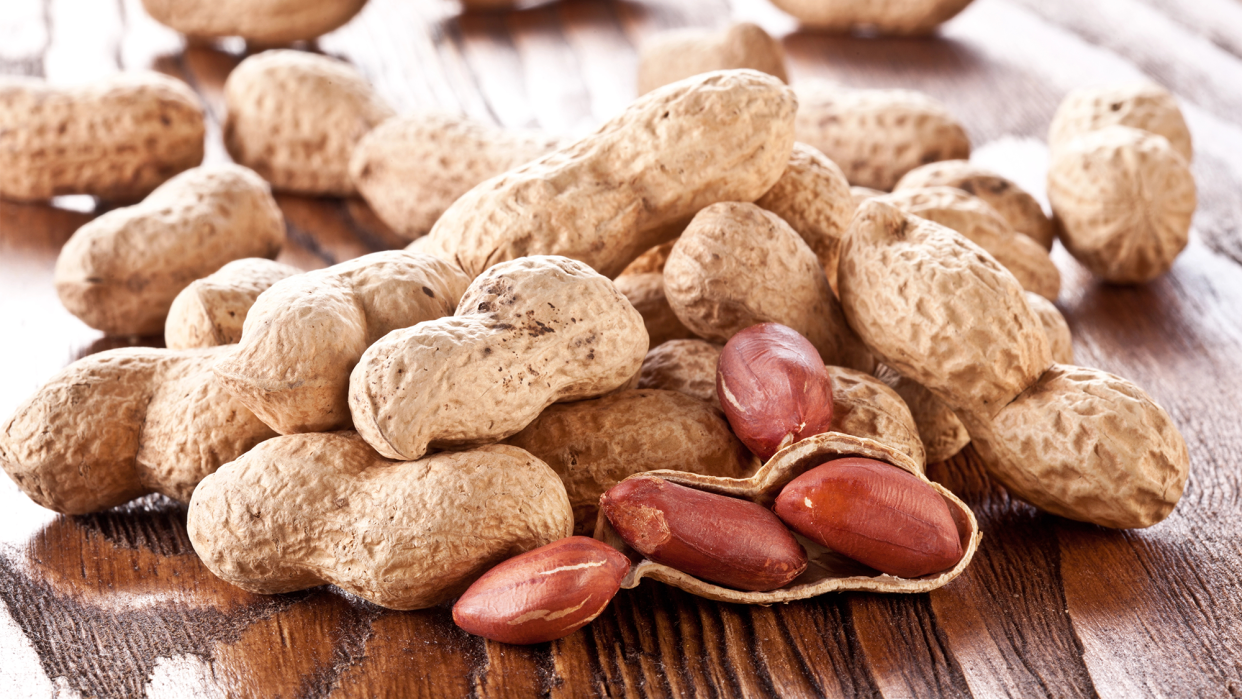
188,433 -> 573,610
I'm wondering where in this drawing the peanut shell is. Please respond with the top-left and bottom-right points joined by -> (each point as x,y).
166,258 -> 301,350
768,0 -> 975,35
636,339 -> 723,409
140,0 -> 367,43
637,23 -> 787,95
619,241 -> 676,277
594,432 -> 979,603
827,366 -> 925,469
1025,292 -> 1074,365
614,273 -> 698,348
874,364 -> 971,464
1049,83 -> 1192,162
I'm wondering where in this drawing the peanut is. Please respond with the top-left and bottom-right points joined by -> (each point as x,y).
769,0 -> 975,35
453,537 -> 631,645
188,433 -> 573,610
827,365 -> 926,469
214,251 -> 470,434
224,50 -> 395,196
1025,292 -> 1074,365
663,202 -> 874,372
0,347 -> 275,514
419,70 -> 796,279
878,186 -> 1061,300
894,159 -> 1055,249
1047,125 -> 1195,284
165,258 -> 301,350
349,256 -> 648,461
504,389 -> 753,535
619,241 -> 676,277
636,339 -> 722,408
839,200 -> 1188,527
600,476 -> 807,591
637,23 -> 787,95
1049,83 -> 1192,162
850,186 -> 884,210
351,112 -> 562,240
755,142 -> 854,294
716,323 -> 835,461
54,164 -> 285,337
795,82 -> 970,191
140,0 -> 367,43
774,457 -> 963,578
613,273 -> 698,348
0,72 -> 204,202
874,365 -> 971,465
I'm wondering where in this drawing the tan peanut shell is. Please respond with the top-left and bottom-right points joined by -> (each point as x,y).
637,23 -> 787,95
768,0 -> 975,35
1047,126 -> 1195,284
595,432 -> 979,603
878,186 -> 1061,300
188,433 -> 573,610
504,389 -> 756,535
1048,83 -> 1192,162
351,113 -> 562,240
614,273 -> 698,348
637,339 -> 722,408
664,202 -> 874,373
620,241 -> 676,277
874,365 -> 971,464
1025,292 -> 1074,365
141,0 -> 366,44
54,164 -> 285,337
964,364 -> 1188,529
839,200 -> 1051,419
894,160 -> 1055,249
795,83 -> 970,191
850,186 -> 884,210
0,347 -> 275,515
0,72 -> 204,202
755,142 -> 854,294
349,256 -> 649,461
420,70 -> 797,279
165,258 -> 301,350
224,50 -> 395,196
827,366 -> 925,469
215,251 -> 470,435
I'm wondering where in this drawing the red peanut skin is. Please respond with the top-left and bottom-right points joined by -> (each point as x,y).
717,323 -> 834,461
601,476 -> 808,591
452,536 -> 630,645
774,457 -> 962,578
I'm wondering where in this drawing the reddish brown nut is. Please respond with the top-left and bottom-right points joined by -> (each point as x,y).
774,457 -> 962,578
717,323 -> 834,461
600,476 -> 807,591
452,536 -> 630,645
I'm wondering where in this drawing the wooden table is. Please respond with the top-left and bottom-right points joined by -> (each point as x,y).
3,0 -> 1241,696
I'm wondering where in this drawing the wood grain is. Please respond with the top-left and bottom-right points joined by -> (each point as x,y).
2,0 -> 1242,696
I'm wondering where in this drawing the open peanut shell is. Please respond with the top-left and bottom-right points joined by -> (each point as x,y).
593,431 -> 980,604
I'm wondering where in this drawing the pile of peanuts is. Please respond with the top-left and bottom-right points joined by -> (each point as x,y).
0,7 -> 1193,647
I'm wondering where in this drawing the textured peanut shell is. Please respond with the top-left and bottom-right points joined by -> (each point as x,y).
755,142 -> 854,294
894,160 -> 1055,249
637,339 -> 722,408
1047,126 -> 1195,284
637,23 -> 787,95
1048,83 -> 1192,162
850,187 -> 884,210
878,187 -> 1061,301
141,0 -> 366,43
420,70 -> 796,279
188,433 -> 573,610
1025,292 -> 1074,365
349,256 -> 649,461
827,366 -> 925,469
166,258 -> 301,350
351,113 -> 562,240
964,364 -> 1188,528
614,273 -> 698,348
0,73 -> 204,202
224,50 -> 394,196
839,200 -> 1051,419
54,164 -> 285,337
620,241 -> 676,277
664,202 -> 874,373
0,347 -> 275,515
505,389 -> 755,535
595,432 -> 979,603
768,0 -> 975,35
874,365 -> 971,464
795,83 -> 970,191
215,251 -> 470,435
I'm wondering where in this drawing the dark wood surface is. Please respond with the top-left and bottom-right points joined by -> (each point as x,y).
2,0 -> 1242,696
